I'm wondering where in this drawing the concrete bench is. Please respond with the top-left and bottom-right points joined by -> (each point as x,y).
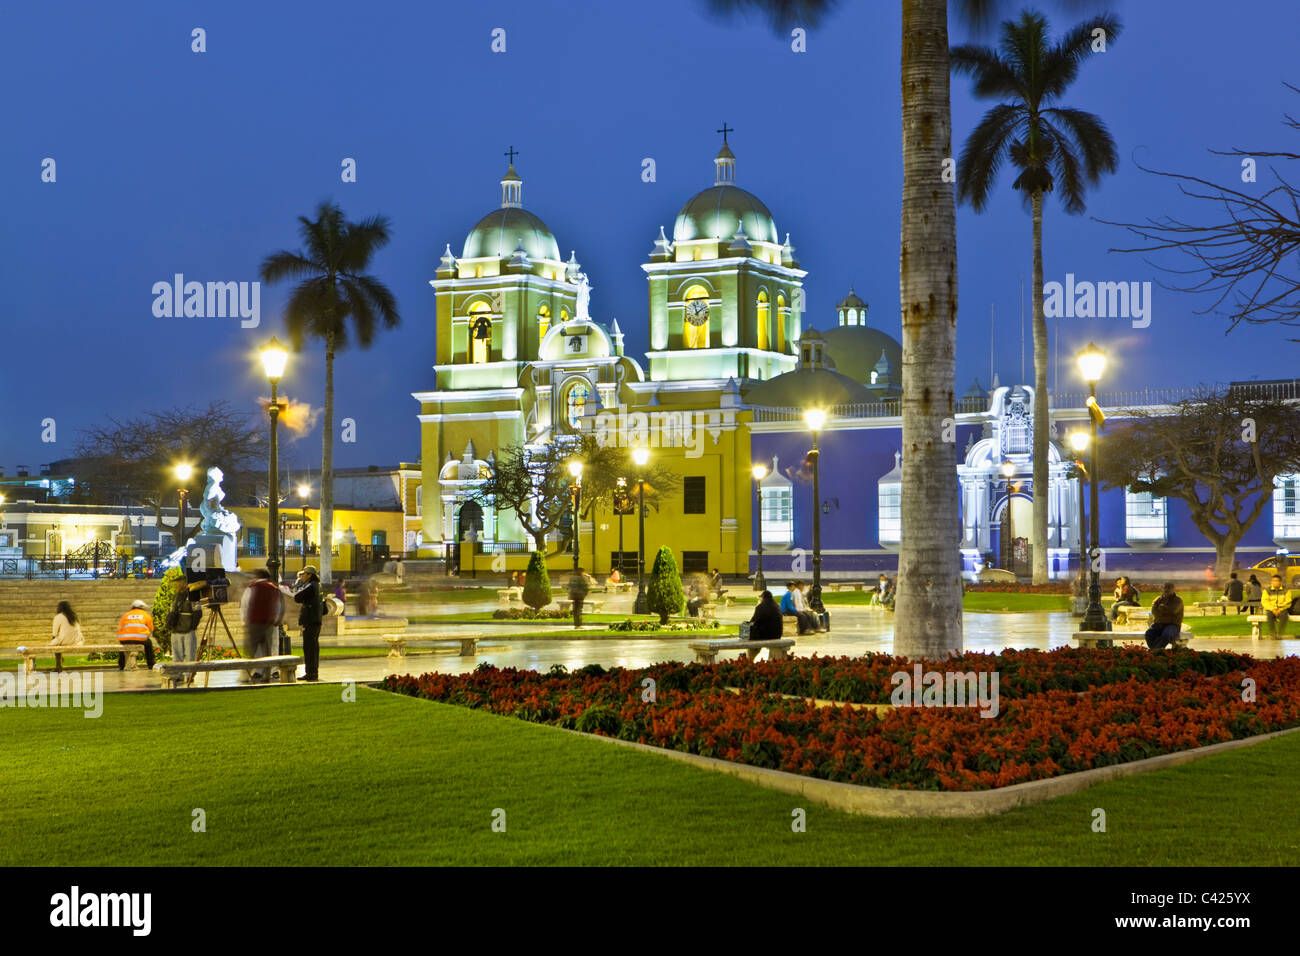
826,581 -> 866,592
1073,626 -> 1190,649
1192,601 -> 1258,615
689,639 -> 795,664
605,582 -> 633,593
497,588 -> 522,605
1112,606 -> 1149,627
697,603 -> 717,621
384,635 -> 478,658
156,655 -> 302,689
556,599 -> 603,614
1246,614 -> 1292,638
15,643 -> 143,674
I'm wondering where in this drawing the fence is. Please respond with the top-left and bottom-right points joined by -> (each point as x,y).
0,555 -> 166,579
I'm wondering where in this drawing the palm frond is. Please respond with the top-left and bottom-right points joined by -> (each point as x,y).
956,103 -> 1023,210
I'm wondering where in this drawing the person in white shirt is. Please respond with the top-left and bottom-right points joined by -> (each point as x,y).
50,601 -> 85,645
791,582 -> 825,633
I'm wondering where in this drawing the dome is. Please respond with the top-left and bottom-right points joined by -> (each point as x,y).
462,206 -> 561,261
821,326 -> 903,389
673,185 -> 779,245
743,367 -> 876,408
837,288 -> 867,311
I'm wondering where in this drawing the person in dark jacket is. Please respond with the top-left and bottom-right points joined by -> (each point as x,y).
293,566 -> 323,680
568,568 -> 591,627
748,590 -> 784,641
1144,581 -> 1184,650
1110,576 -> 1141,622
1223,571 -> 1245,612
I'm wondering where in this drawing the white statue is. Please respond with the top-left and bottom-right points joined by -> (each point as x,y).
196,466 -> 240,571
575,272 -> 591,320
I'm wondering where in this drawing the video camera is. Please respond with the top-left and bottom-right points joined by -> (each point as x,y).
184,567 -> 231,606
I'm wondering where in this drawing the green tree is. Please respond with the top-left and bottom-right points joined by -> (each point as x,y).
150,566 -> 186,654
523,550 -> 552,611
260,201 -> 401,586
647,546 -> 684,624
952,8 -> 1121,584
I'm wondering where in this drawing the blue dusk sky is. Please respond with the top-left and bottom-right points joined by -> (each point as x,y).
3,0 -> 1298,473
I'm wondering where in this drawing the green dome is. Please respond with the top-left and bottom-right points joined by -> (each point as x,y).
821,326 -> 903,389
462,207 -> 561,261
743,367 -> 875,408
672,185 -> 779,245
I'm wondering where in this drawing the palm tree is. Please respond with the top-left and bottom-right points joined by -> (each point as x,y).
260,202 -> 400,586
951,9 -> 1120,585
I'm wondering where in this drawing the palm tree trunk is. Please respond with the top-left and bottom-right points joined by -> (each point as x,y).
319,332 -> 336,586
1031,190 -> 1049,584
894,0 -> 963,659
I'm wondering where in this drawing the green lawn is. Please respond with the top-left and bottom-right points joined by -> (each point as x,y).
2,685 -> 1296,866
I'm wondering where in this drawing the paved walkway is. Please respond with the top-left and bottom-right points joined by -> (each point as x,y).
9,598 -> 1297,697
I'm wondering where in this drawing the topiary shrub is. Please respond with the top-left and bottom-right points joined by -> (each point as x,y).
151,566 -> 186,653
523,550 -> 551,611
647,546 -> 684,624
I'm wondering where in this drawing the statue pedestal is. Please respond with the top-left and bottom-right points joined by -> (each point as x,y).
193,534 -> 236,572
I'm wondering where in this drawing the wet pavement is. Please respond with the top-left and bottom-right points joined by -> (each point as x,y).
9,596 -> 1297,697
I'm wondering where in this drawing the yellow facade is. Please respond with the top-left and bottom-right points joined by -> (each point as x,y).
231,506 -> 403,574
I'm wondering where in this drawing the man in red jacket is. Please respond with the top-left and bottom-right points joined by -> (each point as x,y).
240,568 -> 284,682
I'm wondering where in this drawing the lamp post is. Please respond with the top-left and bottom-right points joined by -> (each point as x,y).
751,463 -> 768,591
1068,431 -> 1090,604
1076,342 -> 1109,631
632,447 -> 650,614
804,409 -> 826,613
616,477 -> 627,578
568,460 -> 583,572
174,462 -> 193,552
1000,460 -> 1016,575
261,337 -> 289,583
298,483 -> 311,570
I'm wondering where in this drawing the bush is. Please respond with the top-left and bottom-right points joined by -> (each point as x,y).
575,705 -> 622,736
150,567 -> 186,653
608,619 -> 720,632
523,551 -> 551,611
492,608 -> 571,620
646,546 -> 684,624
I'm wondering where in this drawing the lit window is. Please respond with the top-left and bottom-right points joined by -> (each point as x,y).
469,302 -> 492,363
1125,488 -> 1167,543
878,482 -> 901,546
1275,475 -> 1300,539
760,485 -> 793,548
538,303 -> 550,339
756,290 -> 770,350
565,380 -> 591,430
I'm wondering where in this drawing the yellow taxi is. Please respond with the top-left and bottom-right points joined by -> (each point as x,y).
1249,553 -> 1300,588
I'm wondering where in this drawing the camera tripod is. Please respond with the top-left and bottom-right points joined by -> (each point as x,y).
189,602 -> 240,687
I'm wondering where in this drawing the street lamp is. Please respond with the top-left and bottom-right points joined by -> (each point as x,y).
615,477 -> 628,579
174,462 -> 193,550
804,409 -> 826,617
298,483 -> 311,569
632,447 -> 650,614
261,336 -> 289,583
751,463 -> 768,591
567,460 -> 583,572
1000,461 -> 1017,575
1076,342 -> 1109,631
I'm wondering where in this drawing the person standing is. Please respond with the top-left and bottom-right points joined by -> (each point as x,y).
1261,574 -> 1292,638
240,568 -> 283,682
568,567 -> 591,627
166,578 -> 203,667
1144,582 -> 1185,650
293,566 -> 323,681
50,601 -> 84,646
116,599 -> 156,670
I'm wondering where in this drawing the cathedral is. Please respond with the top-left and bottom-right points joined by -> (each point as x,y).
413,140 -> 1285,580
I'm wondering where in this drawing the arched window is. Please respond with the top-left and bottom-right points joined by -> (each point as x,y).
683,284 -> 710,349
469,302 -> 492,364
756,290 -> 770,350
564,380 -> 592,430
560,307 -> 570,323
537,303 -> 550,340
776,293 -> 787,352
415,484 -> 423,517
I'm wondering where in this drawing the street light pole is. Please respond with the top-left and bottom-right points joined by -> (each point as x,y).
632,448 -> 650,614
616,477 -> 626,578
804,410 -> 826,614
261,337 -> 288,583
751,463 -> 767,591
1077,342 -> 1110,632
567,461 -> 583,573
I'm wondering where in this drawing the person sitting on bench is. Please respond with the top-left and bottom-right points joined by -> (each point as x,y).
116,599 -> 156,670
1223,571 -> 1246,612
1144,582 -> 1184,649
780,581 -> 818,635
1110,576 -> 1141,622
1261,574 -> 1292,638
748,590 -> 783,641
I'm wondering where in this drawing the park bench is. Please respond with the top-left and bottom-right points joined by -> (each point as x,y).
556,599 -> 603,614
1112,606 -> 1149,627
697,603 -> 717,620
497,588 -> 523,605
1073,626 -> 1190,650
1244,614 -> 1292,638
1192,601 -> 1258,615
16,643 -> 143,674
156,655 -> 302,689
607,582 -> 633,593
384,635 -> 479,658
689,638 -> 795,664
826,581 -> 866,592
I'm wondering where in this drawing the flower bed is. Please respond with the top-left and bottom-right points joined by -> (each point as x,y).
608,619 -> 721,632
492,608 -> 573,620
966,582 -> 1073,594
379,649 -> 1300,792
